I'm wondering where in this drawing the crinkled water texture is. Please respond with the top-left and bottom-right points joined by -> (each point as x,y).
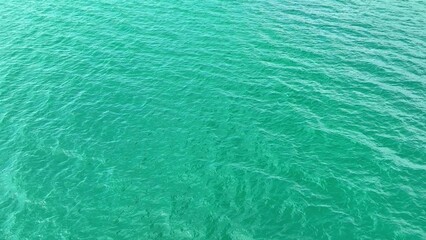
1,0 -> 425,239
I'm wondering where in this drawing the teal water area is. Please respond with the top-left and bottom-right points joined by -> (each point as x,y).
1,1 -> 425,239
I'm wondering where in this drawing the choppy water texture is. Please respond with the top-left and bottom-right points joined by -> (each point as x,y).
1,1 -> 426,239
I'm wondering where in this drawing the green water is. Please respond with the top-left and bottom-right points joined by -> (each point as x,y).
1,1 -> 425,239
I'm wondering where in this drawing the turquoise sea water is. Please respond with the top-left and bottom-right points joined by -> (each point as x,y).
1,1 -> 425,239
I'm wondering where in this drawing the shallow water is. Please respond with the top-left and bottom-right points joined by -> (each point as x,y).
1,1 -> 425,239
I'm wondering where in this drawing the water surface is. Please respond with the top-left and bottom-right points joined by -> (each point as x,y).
1,0 -> 425,239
